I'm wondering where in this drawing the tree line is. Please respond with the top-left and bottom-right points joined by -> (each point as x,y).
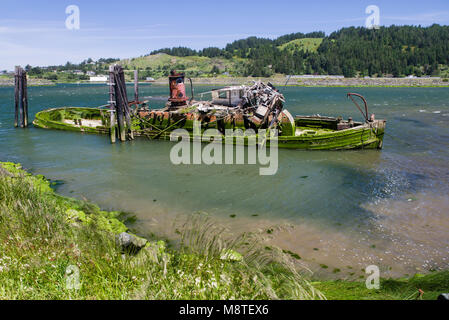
22,25 -> 449,79
150,25 -> 449,77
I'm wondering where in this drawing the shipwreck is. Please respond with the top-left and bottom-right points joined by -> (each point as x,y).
33,68 -> 386,150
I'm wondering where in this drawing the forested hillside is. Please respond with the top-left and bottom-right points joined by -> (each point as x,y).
145,25 -> 449,78
22,25 -> 449,80
316,25 -> 449,77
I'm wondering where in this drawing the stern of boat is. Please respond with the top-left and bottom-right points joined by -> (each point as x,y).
372,119 -> 386,149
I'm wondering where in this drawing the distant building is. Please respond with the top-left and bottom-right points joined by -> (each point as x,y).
145,77 -> 155,82
89,75 -> 108,82
73,70 -> 84,75
86,71 -> 96,76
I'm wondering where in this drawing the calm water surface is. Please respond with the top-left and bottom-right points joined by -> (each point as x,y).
1,84 -> 448,278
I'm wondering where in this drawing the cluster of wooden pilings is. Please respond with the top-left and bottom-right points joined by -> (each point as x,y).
14,66 -> 29,128
108,64 -> 135,143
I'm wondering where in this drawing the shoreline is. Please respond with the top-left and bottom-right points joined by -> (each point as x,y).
0,77 -> 54,87
1,161 -> 448,300
1,76 -> 449,88
151,76 -> 449,88
0,161 -> 323,300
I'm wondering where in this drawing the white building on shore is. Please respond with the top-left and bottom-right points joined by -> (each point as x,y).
89,75 -> 108,82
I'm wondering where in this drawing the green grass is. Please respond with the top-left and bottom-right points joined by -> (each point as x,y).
1,161 -> 448,300
0,162 -> 323,300
119,53 -> 248,78
278,38 -> 324,53
314,272 -> 449,300
439,64 -> 449,78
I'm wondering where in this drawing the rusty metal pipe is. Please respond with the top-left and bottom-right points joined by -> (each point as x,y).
347,93 -> 369,122
187,77 -> 194,104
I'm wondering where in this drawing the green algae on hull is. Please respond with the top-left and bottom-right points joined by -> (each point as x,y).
33,107 -> 110,135
33,107 -> 386,150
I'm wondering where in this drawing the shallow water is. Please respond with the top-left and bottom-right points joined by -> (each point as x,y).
1,84 -> 448,278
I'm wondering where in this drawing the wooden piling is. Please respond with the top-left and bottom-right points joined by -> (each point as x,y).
14,66 -> 28,128
23,73 -> 28,127
116,94 -> 126,142
14,67 -> 19,127
116,66 -> 125,142
108,65 -> 116,143
134,69 -> 139,103
18,68 -> 24,127
120,67 -> 134,140
108,64 -> 134,142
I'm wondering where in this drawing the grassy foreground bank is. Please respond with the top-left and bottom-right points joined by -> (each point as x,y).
0,162 -> 447,300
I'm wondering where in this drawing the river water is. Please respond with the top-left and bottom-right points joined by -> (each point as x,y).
1,84 -> 448,278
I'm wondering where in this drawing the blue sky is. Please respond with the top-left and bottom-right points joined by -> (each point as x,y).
0,0 -> 448,70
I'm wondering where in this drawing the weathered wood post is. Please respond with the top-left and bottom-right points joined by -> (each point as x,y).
14,66 -> 29,128
115,66 -> 126,142
17,67 -> 23,127
108,65 -> 116,143
134,69 -> 139,103
23,73 -> 28,126
14,67 -> 19,127
108,64 -> 134,142
120,67 -> 134,140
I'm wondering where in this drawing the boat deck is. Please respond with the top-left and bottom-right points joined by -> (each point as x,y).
295,127 -> 335,137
